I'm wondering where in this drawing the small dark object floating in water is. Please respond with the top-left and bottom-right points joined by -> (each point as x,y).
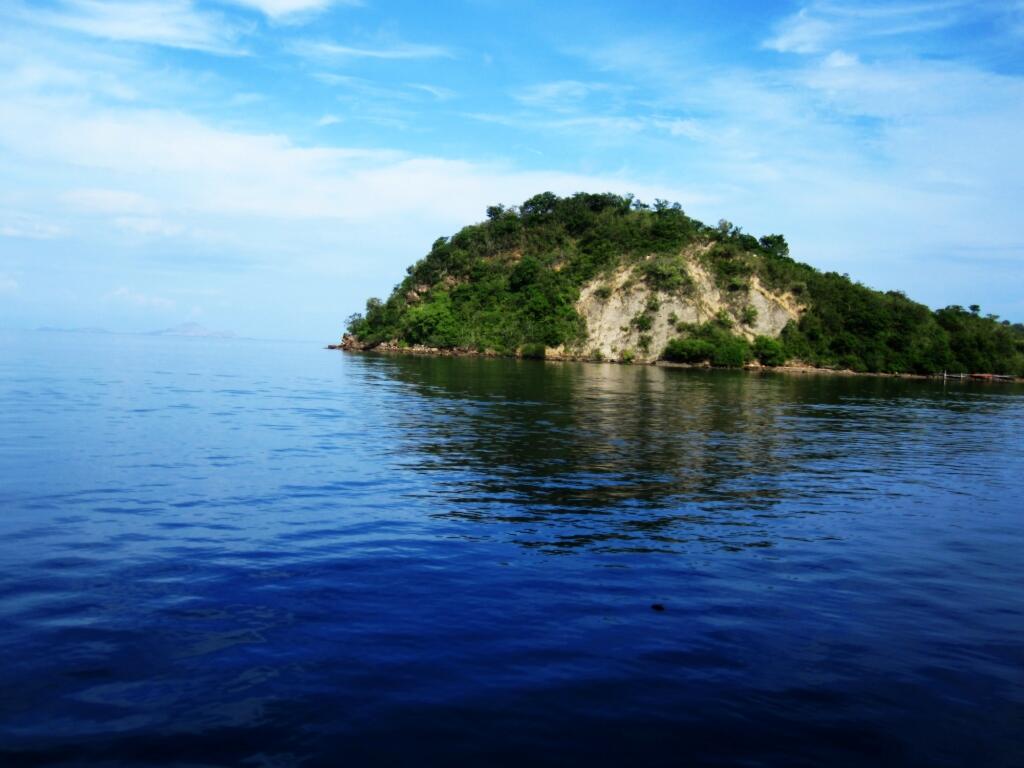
651,603 -> 666,612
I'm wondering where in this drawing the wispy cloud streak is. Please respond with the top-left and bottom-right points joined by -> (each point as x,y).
14,0 -> 246,54
763,1 -> 971,53
225,0 -> 362,21
293,40 -> 453,61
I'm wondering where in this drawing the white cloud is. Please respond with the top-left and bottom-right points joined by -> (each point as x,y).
105,287 -> 175,310
513,80 -> 608,110
763,10 -> 834,54
822,50 -> 858,68
20,0 -> 244,55
294,39 -> 453,61
114,216 -> 182,237
0,274 -> 18,294
228,92 -> 265,106
800,52 -> 1024,121
63,188 -> 157,214
0,95 -> 703,234
407,83 -> 456,101
0,59 -> 138,101
223,0 -> 360,20
316,114 -> 343,126
314,72 -> 417,102
0,213 -> 63,240
763,1 -> 969,54
543,115 -> 647,140
654,119 -> 707,141
466,111 -> 705,148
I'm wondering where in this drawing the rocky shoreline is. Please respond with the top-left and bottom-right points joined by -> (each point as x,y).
328,335 -> 1023,383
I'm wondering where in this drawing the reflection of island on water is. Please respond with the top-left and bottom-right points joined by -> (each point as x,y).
358,353 -> 1017,555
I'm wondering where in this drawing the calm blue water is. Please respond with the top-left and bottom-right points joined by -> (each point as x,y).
0,330 -> 1022,767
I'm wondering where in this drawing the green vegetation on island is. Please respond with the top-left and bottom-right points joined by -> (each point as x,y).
346,192 -> 1024,376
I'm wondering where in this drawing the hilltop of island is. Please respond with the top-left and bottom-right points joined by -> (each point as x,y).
341,192 -> 1024,376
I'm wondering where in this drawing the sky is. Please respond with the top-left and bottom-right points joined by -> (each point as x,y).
1,0 -> 1022,339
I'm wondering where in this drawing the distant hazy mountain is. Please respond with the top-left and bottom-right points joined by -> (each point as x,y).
35,326 -> 113,334
147,322 -> 236,338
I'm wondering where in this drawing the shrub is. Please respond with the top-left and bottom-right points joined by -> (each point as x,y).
711,336 -> 752,367
620,348 -> 636,363
663,321 -> 752,367
664,338 -> 715,363
741,306 -> 758,326
519,342 -> 547,359
752,336 -> 787,366
639,256 -> 691,292
632,312 -> 653,331
403,294 -> 461,348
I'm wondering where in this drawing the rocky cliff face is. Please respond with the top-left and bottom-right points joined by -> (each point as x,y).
340,246 -> 804,363
560,250 -> 802,363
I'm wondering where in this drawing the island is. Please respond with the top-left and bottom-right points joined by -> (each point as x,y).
339,192 -> 1024,377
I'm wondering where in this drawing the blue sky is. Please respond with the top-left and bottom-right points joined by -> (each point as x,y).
1,0 -> 1022,338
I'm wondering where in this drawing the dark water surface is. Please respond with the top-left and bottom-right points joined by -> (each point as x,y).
1,330 -> 1022,766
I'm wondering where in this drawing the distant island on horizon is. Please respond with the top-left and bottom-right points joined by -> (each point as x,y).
34,322 -> 237,339
340,192 -> 1024,378
146,322 -> 237,339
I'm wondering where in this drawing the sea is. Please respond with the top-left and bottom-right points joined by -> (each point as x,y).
0,329 -> 1022,766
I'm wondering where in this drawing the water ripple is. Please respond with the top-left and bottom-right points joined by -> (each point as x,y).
0,332 -> 1022,766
